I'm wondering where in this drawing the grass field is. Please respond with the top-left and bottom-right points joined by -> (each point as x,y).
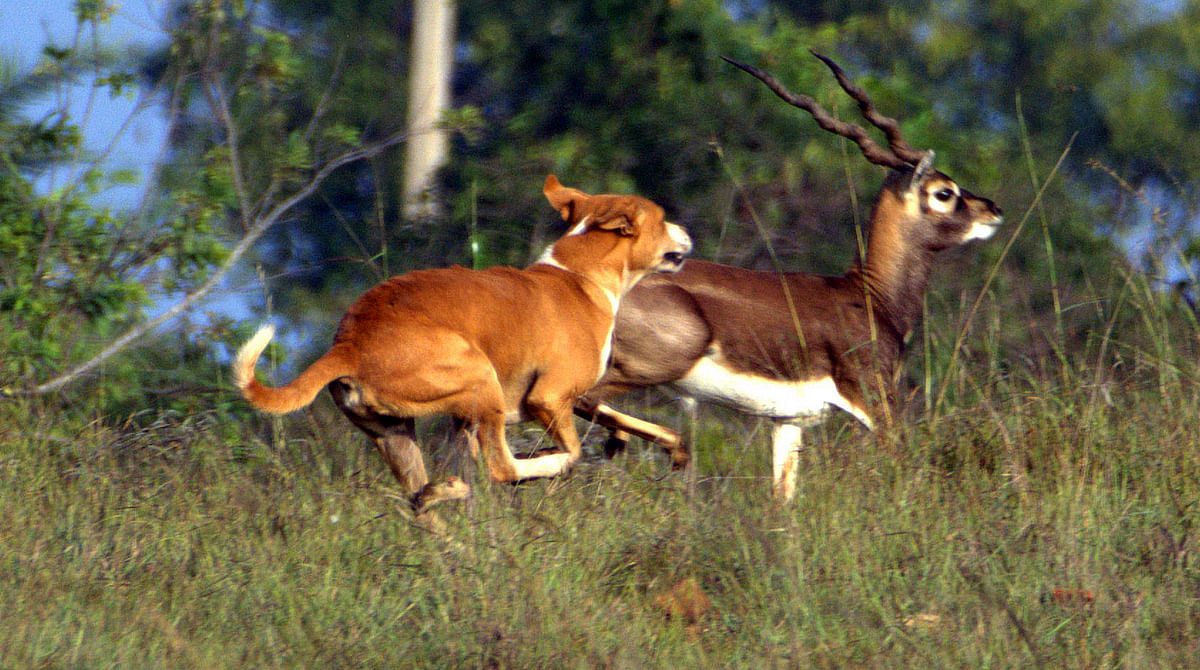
3,298 -> 1200,669
4,177 -> 1200,668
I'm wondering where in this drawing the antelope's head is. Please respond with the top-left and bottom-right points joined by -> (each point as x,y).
723,52 -> 1003,252
883,151 -> 1003,251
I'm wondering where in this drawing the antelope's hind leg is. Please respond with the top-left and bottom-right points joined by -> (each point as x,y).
575,396 -> 690,470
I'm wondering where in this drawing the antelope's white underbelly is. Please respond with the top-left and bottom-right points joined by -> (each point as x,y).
671,356 -> 873,428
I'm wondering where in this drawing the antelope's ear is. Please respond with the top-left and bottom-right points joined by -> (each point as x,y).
908,150 -> 936,195
543,175 -> 592,222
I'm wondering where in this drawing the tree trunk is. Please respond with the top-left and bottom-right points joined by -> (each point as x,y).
402,0 -> 456,218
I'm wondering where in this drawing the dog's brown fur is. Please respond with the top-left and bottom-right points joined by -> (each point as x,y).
233,176 -> 691,515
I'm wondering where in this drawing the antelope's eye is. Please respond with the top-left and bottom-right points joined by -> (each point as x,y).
933,188 -> 955,202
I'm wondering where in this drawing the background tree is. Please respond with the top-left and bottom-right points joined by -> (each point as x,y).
0,3 -> 224,409
403,0 -> 456,217
2,1 -> 411,413
8,0 -> 1200,411
200,0 -> 1183,369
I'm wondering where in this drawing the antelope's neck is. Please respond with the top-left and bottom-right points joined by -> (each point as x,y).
852,193 -> 936,337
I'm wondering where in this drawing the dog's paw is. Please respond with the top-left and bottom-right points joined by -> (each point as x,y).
412,476 -> 471,515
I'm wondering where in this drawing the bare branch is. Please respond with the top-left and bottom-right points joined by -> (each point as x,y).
19,129 -> 409,396
204,76 -> 253,232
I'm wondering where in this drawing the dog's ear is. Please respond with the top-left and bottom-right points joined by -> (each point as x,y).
543,174 -> 591,223
593,210 -> 641,237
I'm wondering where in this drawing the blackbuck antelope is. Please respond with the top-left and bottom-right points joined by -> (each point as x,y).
576,51 -> 1003,502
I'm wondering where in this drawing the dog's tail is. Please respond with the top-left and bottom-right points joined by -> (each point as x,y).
232,324 -> 355,414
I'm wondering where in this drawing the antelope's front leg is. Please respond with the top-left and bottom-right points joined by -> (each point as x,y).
771,422 -> 805,503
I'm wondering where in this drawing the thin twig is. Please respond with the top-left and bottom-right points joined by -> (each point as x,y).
958,565 -> 1044,668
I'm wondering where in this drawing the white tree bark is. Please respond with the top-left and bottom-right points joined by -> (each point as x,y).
402,0 -> 456,218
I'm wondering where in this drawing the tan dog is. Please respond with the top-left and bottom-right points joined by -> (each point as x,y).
233,175 -> 691,516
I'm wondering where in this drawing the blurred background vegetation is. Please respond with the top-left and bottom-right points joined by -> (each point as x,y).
2,0 -> 1200,416
7,3 -> 1200,665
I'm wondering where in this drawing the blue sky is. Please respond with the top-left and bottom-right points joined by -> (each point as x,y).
0,0 -> 165,67
0,2 -> 260,325
1,1 -> 169,208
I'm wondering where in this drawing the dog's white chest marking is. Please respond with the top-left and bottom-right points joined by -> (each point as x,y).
598,322 -> 615,384
671,356 -> 873,428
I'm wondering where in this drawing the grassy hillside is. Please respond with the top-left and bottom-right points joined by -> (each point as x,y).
3,150 -> 1198,666
3,297 -> 1199,669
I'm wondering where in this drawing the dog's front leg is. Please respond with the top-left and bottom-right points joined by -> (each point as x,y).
459,374 -> 577,483
512,388 -> 581,480
469,405 -> 523,483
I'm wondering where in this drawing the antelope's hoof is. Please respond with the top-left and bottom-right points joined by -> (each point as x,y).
412,476 -> 471,515
603,435 -> 630,458
668,448 -> 691,471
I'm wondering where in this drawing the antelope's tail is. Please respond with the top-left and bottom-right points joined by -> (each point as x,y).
232,325 -> 354,414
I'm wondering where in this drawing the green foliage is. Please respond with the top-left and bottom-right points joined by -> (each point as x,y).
0,3 -> 234,410
0,134 -> 144,381
320,122 -> 361,147
142,1 -> 418,338
73,0 -> 118,24
186,0 -> 1198,362
0,135 -> 231,408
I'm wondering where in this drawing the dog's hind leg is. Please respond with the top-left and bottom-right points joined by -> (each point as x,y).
373,418 -> 429,495
330,379 -> 466,530
375,420 -> 470,531
329,379 -> 430,495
